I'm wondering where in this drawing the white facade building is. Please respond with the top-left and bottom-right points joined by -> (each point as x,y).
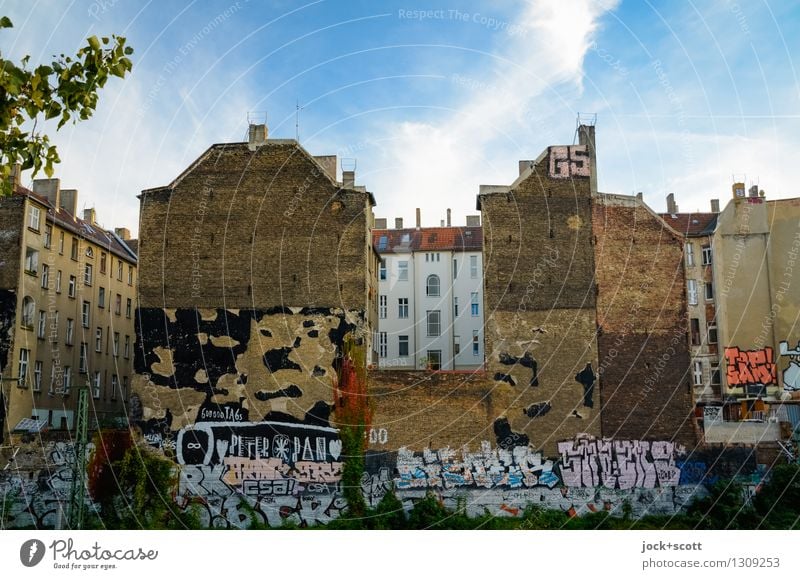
373,222 -> 484,370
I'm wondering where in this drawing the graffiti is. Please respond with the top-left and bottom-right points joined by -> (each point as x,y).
196,397 -> 249,422
779,340 -> 800,391
547,145 -> 590,179
575,363 -> 596,408
557,437 -> 682,489
499,352 -> 539,387
392,441 -> 559,491
523,402 -> 551,419
494,373 -> 516,386
493,417 -> 530,449
255,385 -> 303,401
703,406 -> 722,424
724,346 -> 777,389
368,428 -> 388,445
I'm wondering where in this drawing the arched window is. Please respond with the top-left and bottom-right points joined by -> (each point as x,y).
426,274 -> 440,297
21,296 -> 35,327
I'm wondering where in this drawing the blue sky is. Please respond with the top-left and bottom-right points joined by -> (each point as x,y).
2,0 -> 798,233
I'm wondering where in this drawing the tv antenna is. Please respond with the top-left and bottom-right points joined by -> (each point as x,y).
295,100 -> 303,142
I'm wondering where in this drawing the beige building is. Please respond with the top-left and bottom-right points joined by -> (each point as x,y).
0,177 -> 137,439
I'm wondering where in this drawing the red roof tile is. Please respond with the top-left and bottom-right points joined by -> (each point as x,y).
372,226 -> 482,253
658,212 -> 717,236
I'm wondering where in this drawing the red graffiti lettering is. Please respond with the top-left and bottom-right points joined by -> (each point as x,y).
724,347 -> 777,388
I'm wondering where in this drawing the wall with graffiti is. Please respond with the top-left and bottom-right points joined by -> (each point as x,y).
724,346 -> 778,396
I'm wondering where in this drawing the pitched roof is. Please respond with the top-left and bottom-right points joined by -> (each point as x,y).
372,226 -> 482,253
14,185 -> 137,263
658,212 -> 717,237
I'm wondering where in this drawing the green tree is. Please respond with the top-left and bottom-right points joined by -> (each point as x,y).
0,16 -> 133,194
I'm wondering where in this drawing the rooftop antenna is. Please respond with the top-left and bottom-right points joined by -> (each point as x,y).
341,157 -> 357,172
574,112 -> 597,144
295,100 -> 304,142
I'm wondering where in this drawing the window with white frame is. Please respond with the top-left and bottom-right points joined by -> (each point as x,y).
33,360 -> 42,391
55,270 -> 62,293
426,274 -> 440,297
111,374 -> 118,400
21,296 -> 35,327
68,275 -> 76,298
92,371 -> 101,398
37,310 -> 46,339
122,376 -> 128,401
50,311 -> 59,343
693,360 -> 703,386
701,245 -> 712,265
44,224 -> 52,248
471,292 -> 479,316
66,318 -> 74,345
379,259 -> 386,280
427,350 -> 442,370
685,242 -> 694,267
707,323 -> 718,344
687,279 -> 698,305
128,265 -> 133,285
84,263 -> 93,286
115,294 -> 121,315
28,205 -> 41,230
100,252 -> 107,273
98,287 -> 105,308
454,335 -> 460,355
70,238 -> 78,260
82,301 -> 90,327
379,332 -> 387,358
473,330 -> 480,355
398,298 -> 408,318
117,260 -> 123,281
711,366 -> 721,385
126,298 -> 132,318
426,310 -> 441,336
113,332 -> 120,357
18,349 -> 30,386
79,343 -> 88,373
95,327 -> 102,352
398,261 -> 408,281
454,296 -> 459,317
41,264 -> 49,289
58,231 -> 64,254
25,247 -> 39,274
453,258 -> 458,279
124,335 -> 130,358
470,255 -> 478,278
398,335 -> 409,357
63,366 -> 72,394
379,295 -> 387,319
704,281 -> 714,301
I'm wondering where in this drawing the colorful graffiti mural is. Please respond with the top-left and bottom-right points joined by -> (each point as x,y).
779,340 -> 800,391
724,346 -> 777,390
548,145 -> 591,179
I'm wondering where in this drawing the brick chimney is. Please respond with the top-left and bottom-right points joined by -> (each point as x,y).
8,164 -> 21,190
247,124 -> 267,150
416,208 -> 421,229
446,208 -> 451,227
710,199 -> 720,213
666,193 -> 678,214
83,208 -> 97,224
342,170 -> 355,189
374,217 -> 387,229
115,227 -> 131,240
32,178 -> 60,209
59,189 -> 78,216
465,215 -> 481,227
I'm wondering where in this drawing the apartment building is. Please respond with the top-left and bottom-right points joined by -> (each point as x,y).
373,212 -> 483,371
0,177 -> 137,439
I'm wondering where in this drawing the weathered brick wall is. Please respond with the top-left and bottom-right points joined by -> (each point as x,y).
478,146 -> 601,455
593,196 -> 695,447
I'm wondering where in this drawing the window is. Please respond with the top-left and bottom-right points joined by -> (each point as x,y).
379,295 -> 387,319
21,296 -> 35,327
28,205 -> 41,230
58,231 -> 64,254
100,252 -> 107,273
454,297 -> 459,317
79,343 -> 88,373
70,237 -> 78,260
453,258 -> 458,279
693,360 -> 703,386
82,301 -> 90,327
425,253 -> 428,262
92,372 -> 101,399
115,294 -> 121,315
379,332 -> 387,358
711,366 -> 721,385
48,364 -> 55,395
33,361 -> 42,392
470,255 -> 478,278
85,247 -> 93,258
704,282 -> 714,301
685,242 -> 694,267
84,263 -> 93,286
379,259 -> 387,281
398,261 -> 408,281
426,274 -> 440,297
454,336 -> 460,355
122,376 -> 128,401
66,318 -> 74,345
124,335 -> 130,358
708,323 -> 718,344
690,318 -> 701,346
37,311 -> 46,339
398,298 -> 408,318
41,264 -> 49,288
24,247 -> 38,274
701,245 -> 712,265
436,253 -> 440,262
117,260 -> 123,281
471,292 -> 479,316
113,332 -> 120,357
427,350 -> 442,370
95,327 -> 102,352
687,280 -> 698,305
126,298 -> 132,318
44,224 -> 52,248
98,287 -> 105,308
111,374 -> 118,401
398,335 -> 409,357
55,270 -> 62,293
377,235 -> 388,251
63,366 -> 72,394
426,310 -> 441,336
128,265 -> 133,285
18,349 -> 30,386
68,275 -> 76,298
50,312 -> 59,343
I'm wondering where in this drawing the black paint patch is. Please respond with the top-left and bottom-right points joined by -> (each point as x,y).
138,409 -> 174,448
263,347 -> 302,373
523,402 -> 551,419
303,401 -> 332,428
196,397 -> 249,422
0,289 -> 16,372
293,337 -> 302,348
493,417 -> 529,449
494,373 -> 516,386
307,330 -> 319,338
328,315 -> 358,373
236,374 -> 248,385
312,365 -> 326,377
571,410 -> 584,419
575,363 -> 596,408
499,352 -> 539,387
262,410 -> 304,424
303,320 -> 315,328
260,329 -> 273,338
255,385 -> 303,401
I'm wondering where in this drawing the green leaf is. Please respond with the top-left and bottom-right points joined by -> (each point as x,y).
0,16 -> 12,29
87,35 -> 100,51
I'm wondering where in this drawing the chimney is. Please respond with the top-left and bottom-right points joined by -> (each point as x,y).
342,170 -> 355,189
446,208 -> 451,227
32,178 -> 60,209
247,124 -> 268,150
748,185 -> 759,198
59,189 -> 78,215
374,217 -> 387,229
666,193 -> 678,214
440,220 -> 445,227
710,199 -> 720,213
83,208 -> 97,224
636,192 -> 643,200
732,182 -> 745,198
416,208 -> 421,229
577,124 -> 597,195
115,227 -> 131,240
8,163 -> 21,190
395,218 -> 403,229
313,156 -> 337,181
465,215 -> 481,227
